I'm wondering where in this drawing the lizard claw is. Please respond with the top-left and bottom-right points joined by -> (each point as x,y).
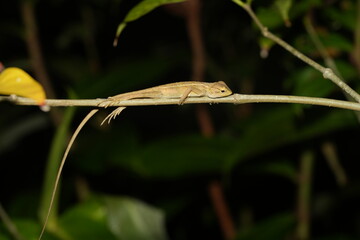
101,107 -> 127,125
98,97 -> 116,108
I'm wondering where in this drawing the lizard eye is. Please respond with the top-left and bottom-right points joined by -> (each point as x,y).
221,90 -> 226,93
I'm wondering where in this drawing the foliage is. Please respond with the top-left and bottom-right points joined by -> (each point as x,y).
1,0 -> 360,240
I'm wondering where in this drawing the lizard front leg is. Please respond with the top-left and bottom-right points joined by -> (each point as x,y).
178,87 -> 205,104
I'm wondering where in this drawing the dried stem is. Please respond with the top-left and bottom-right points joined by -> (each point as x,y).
232,0 -> 360,103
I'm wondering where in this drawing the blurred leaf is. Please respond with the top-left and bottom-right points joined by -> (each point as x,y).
60,198 -> 116,240
0,67 -> 47,105
141,135 -> 236,177
124,0 -> 184,22
241,161 -> 298,182
316,32 -> 353,53
227,107 -> 356,169
11,219 -> 45,240
256,0 -> 320,29
289,67 -> 334,98
0,234 -> 8,240
0,113 -> 48,154
114,0 -> 186,45
275,0 -> 292,26
236,212 -> 295,240
335,60 -> 358,80
256,7 -> 283,29
324,5 -> 356,31
104,196 -> 168,240
78,57 -> 178,98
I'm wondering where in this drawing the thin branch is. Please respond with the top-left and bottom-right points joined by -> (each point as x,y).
2,94 -> 360,112
232,0 -> 360,103
321,142 -> 347,187
296,150 -> 314,240
209,181 -> 236,240
303,13 -> 360,122
20,1 -> 62,125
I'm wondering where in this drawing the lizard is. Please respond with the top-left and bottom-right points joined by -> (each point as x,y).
38,81 -> 232,240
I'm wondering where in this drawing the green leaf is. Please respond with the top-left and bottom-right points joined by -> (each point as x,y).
104,196 -> 168,240
289,67 -> 334,98
275,0 -> 293,26
60,198 -> 116,240
114,0 -> 186,45
242,161 -> 298,182
321,33 -> 353,52
124,0 -> 185,23
236,212 -> 295,240
324,5 -> 356,31
256,7 -> 283,29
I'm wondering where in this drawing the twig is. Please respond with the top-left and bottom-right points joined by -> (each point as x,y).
209,181 -> 236,240
2,94 -> 360,112
321,142 -> 347,186
296,150 -> 314,240
232,0 -> 360,103
303,13 -> 360,123
20,1 -> 62,125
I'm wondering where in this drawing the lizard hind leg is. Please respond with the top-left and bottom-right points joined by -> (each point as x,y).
101,106 -> 127,125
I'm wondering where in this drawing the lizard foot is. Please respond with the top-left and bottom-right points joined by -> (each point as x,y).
98,97 -> 117,108
101,106 -> 127,125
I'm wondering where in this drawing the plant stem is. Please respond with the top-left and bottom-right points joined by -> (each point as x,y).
321,142 -> 347,186
2,94 -> 360,112
296,150 -> 314,240
20,1 -> 62,124
209,181 -> 236,240
232,1 -> 360,103
303,14 -> 360,121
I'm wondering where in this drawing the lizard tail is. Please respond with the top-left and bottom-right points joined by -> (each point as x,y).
38,109 -> 99,240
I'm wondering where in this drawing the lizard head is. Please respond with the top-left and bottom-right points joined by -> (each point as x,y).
207,81 -> 232,98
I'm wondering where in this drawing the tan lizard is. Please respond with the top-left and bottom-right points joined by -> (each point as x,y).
38,81 -> 232,240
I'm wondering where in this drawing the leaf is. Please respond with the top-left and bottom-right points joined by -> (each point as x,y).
104,196 -> 168,240
290,67 -> 334,98
113,0 -> 186,45
241,161 -> 298,182
111,134 -> 237,178
60,198 -> 116,240
0,67 -> 46,105
324,5 -> 356,31
275,0 -> 293,27
236,212 -> 295,240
